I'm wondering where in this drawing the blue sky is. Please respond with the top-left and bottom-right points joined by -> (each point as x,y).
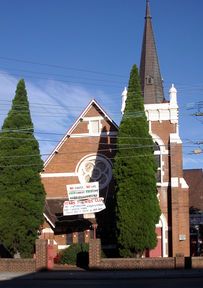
0,0 -> 202,169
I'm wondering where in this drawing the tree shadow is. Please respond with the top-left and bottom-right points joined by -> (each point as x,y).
0,244 -> 12,258
88,125 -> 118,255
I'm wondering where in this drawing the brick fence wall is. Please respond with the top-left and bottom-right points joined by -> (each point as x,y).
89,239 -> 185,270
0,239 -> 48,272
98,257 -> 175,270
0,258 -> 36,272
191,257 -> 203,269
1,239 -> 203,271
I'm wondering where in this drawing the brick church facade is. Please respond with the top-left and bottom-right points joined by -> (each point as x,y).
40,0 -> 190,257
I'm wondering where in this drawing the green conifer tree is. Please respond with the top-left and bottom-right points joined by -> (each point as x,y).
113,65 -> 161,257
0,79 -> 45,258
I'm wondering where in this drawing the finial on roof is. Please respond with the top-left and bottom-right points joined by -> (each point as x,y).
169,83 -> 177,93
145,0 -> 151,19
169,84 -> 177,106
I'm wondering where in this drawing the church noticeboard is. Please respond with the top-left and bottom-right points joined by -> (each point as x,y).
66,182 -> 99,200
63,197 -> 106,216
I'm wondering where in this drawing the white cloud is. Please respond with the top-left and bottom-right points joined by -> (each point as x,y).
0,72 -> 117,159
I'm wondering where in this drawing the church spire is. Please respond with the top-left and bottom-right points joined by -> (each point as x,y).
139,0 -> 165,104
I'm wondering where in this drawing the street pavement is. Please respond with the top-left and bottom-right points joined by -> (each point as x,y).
0,269 -> 203,281
0,270 -> 203,288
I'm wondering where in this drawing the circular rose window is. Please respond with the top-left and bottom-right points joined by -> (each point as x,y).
77,155 -> 112,190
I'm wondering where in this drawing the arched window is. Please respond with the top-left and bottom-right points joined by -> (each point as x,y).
154,142 -> 161,183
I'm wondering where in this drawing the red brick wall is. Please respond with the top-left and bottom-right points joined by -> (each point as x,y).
170,143 -> 190,257
98,258 -> 175,270
0,239 -> 49,272
192,257 -> 203,268
151,119 -> 190,257
151,121 -> 176,144
89,239 -> 187,270
0,259 -> 35,272
42,116 -> 117,198
35,239 -> 48,271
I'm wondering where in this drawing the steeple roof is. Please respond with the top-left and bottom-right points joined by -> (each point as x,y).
139,0 -> 165,104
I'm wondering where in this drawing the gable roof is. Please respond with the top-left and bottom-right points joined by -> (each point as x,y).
44,199 -> 93,230
183,169 -> 203,211
43,99 -> 118,167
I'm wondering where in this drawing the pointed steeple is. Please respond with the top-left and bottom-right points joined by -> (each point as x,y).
140,0 -> 165,104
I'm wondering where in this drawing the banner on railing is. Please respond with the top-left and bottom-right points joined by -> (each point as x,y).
66,182 -> 99,200
63,197 -> 105,216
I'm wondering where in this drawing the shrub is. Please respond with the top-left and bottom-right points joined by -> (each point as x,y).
58,243 -> 89,267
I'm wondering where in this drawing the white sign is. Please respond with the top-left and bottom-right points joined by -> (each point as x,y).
63,197 -> 106,216
66,182 -> 99,200
83,213 -> 95,219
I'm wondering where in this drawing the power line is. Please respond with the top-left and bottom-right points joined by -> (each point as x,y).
0,129 -> 202,145
0,142 -> 199,161
0,56 -> 126,78
1,148 -> 200,169
0,136 -> 200,148
0,153 -> 170,168
0,97 -> 201,113
0,71 -> 122,88
2,56 -> 203,90
0,66 -> 123,84
1,56 -> 203,99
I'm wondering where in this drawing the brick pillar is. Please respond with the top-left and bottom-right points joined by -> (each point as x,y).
89,239 -> 101,269
85,230 -> 90,243
35,239 -> 48,271
175,253 -> 185,269
73,232 -> 78,244
170,141 -> 190,257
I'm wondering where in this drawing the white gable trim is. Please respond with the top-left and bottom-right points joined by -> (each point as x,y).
43,99 -> 118,168
83,116 -> 104,121
43,212 -> 55,229
41,172 -> 77,178
67,99 -> 118,135
69,131 -> 118,138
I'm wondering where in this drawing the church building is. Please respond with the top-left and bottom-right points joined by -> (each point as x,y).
40,0 -> 190,257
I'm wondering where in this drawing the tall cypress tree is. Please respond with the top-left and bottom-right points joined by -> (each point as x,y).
113,65 -> 161,257
0,79 -> 45,258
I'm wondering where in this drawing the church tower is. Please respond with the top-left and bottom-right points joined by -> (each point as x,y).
139,0 -> 190,257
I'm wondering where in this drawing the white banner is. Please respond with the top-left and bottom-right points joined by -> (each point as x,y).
66,182 -> 99,200
63,197 -> 106,216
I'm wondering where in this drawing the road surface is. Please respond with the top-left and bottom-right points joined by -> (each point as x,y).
0,270 -> 203,288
